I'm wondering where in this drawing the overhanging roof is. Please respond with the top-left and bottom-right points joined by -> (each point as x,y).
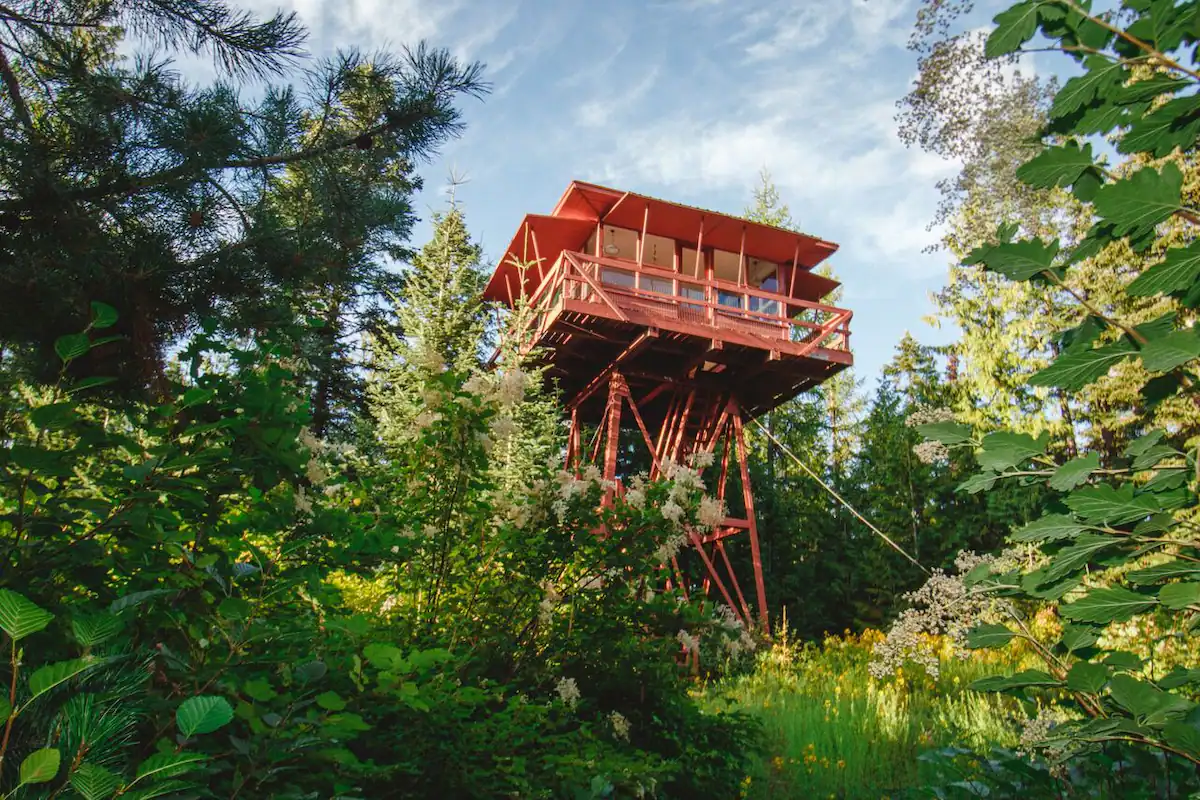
485,180 -> 842,307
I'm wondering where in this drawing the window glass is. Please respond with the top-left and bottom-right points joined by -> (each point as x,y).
600,267 -> 635,289
717,290 -> 743,309
638,274 -> 672,295
713,250 -> 740,282
601,226 -> 638,260
679,282 -> 704,311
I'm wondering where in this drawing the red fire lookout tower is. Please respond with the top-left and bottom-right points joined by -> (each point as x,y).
485,182 -> 853,631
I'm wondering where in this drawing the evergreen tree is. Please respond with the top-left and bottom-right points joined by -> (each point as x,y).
0,1 -> 486,397
369,198 -> 489,445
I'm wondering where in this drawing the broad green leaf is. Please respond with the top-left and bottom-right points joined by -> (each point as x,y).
363,644 -> 405,670
30,402 -> 79,430
1043,535 -> 1118,583
70,763 -> 122,800
971,669 -> 1061,693
1062,586 -> 1156,623
1140,329 -> 1200,372
134,752 -> 206,781
978,430 -> 1048,471
1029,340 -> 1135,391
1128,241 -> 1200,296
1132,444 -> 1177,471
985,1 -> 1043,57
965,623 -> 1015,650
72,613 -> 123,647
1161,666 -> 1200,690
1065,483 -> 1163,525
1016,142 -> 1095,188
1108,674 -> 1172,717
54,333 -> 91,363
90,301 -> 118,329
916,421 -> 974,445
1104,651 -> 1145,672
1049,56 -> 1125,120
1117,73 -> 1188,104
1092,162 -> 1183,238
19,748 -> 60,785
1143,469 -> 1187,493
108,589 -> 174,614
1126,429 -> 1167,457
1159,581 -> 1200,610
977,238 -> 1059,280
1060,624 -> 1100,653
29,658 -> 98,702
1119,94 -> 1200,157
316,691 -> 347,711
958,472 -> 999,494
294,660 -> 328,684
120,779 -> 191,800
1012,513 -> 1086,543
1164,721 -> 1200,756
0,589 -> 53,641
1129,561 -> 1200,584
217,597 -> 251,620
242,679 -> 275,702
176,695 -> 233,737
1066,661 -> 1109,693
66,375 -> 118,394
1049,452 -> 1100,491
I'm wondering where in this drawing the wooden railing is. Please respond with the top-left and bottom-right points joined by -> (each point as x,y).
521,251 -> 852,355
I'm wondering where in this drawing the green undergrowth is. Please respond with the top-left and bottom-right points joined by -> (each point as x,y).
702,623 -> 1032,799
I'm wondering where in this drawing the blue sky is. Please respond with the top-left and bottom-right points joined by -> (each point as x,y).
227,0 -> 1040,383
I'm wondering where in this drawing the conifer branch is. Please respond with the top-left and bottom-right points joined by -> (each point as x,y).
0,37 -> 34,138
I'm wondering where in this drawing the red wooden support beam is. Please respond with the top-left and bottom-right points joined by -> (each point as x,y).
566,329 -> 657,410
717,539 -> 752,624
731,402 -> 769,633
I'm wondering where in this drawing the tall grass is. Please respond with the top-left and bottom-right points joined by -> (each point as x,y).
702,622 -> 1034,799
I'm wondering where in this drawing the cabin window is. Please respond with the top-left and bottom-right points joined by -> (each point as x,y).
717,289 -> 743,309
601,226 -> 638,261
747,257 -> 778,286
600,267 -> 635,289
642,234 -> 674,269
681,248 -> 703,278
678,282 -> 704,311
713,249 -> 741,283
638,274 -> 672,295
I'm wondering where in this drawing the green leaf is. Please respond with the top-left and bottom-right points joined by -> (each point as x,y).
978,431 -> 1048,471
176,695 -> 233,737
1126,429 -> 1167,458
66,375 -> 118,394
90,301 -> 119,329
971,669 -> 1061,693
70,762 -> 121,800
1012,513 -> 1086,543
316,691 -> 347,711
1062,586 -> 1156,623
1060,624 -> 1100,653
1092,162 -> 1183,238
958,472 -> 999,494
1164,721 -> 1200,756
1119,94 -> 1200,157
1140,329 -> 1200,372
1065,483 -> 1163,525
54,333 -> 91,363
1029,340 -> 1135,391
1108,674 -> 1174,718
0,695 -> 10,722
217,597 -> 251,620
19,748 -> 60,786
1049,56 -> 1125,120
1161,666 -> 1200,690
1066,661 -> 1109,693
1129,561 -> 1200,584
294,660 -> 328,684
1016,141 -> 1095,188
0,589 -> 54,641
72,613 -> 123,647
1132,444 -> 1177,471
1159,581 -> 1200,609
965,623 -> 1015,650
1104,651 -> 1145,672
977,238 -> 1060,280
362,644 -> 405,670
1044,535 -> 1118,583
29,658 -> 98,702
1129,241 -> 1200,297
1049,452 -> 1100,491
108,589 -> 173,614
30,401 -> 79,430
121,780 -> 191,800
985,1 -> 1043,56
134,752 -> 206,781
242,679 -> 275,702
916,421 -> 974,445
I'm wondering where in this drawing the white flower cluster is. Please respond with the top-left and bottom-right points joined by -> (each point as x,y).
555,676 -> 580,709
689,449 -> 715,469
654,531 -> 689,564
1017,707 -> 1071,760
868,549 -> 1011,680
538,582 -> 561,626
609,711 -> 630,742
713,604 -> 757,656
697,496 -> 726,530
676,629 -> 699,654
913,440 -> 950,465
904,406 -> 956,428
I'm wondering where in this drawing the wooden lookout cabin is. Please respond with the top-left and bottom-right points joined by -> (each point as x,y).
484,181 -> 854,630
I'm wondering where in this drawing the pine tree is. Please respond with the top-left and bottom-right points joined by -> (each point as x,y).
0,2 -> 487,396
369,199 -> 489,445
